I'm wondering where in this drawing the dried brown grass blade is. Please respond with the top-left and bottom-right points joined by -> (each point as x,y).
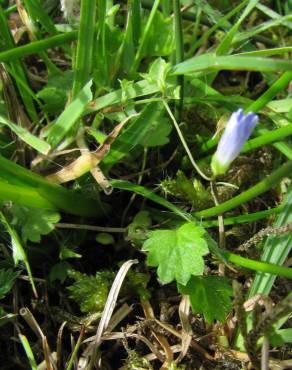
176,295 -> 192,363
87,259 -> 138,369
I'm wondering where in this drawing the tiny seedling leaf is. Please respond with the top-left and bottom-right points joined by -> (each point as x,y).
49,261 -> 72,283
140,58 -> 170,94
178,276 -> 233,323
142,223 -> 209,285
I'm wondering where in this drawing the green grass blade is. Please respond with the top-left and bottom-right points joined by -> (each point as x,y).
173,0 -> 184,119
132,0 -> 142,47
72,0 -> 97,97
22,0 -> 57,35
0,211 -> 37,298
111,2 -> 135,79
3,4 -> 17,15
216,0 -> 260,55
202,206 -> 283,227
249,185 -> 292,297
0,31 -> 78,63
235,47 -> 292,57
171,54 -> 292,75
0,155 -> 106,217
224,251 -> 292,279
18,0 -> 59,75
187,0 -> 248,56
87,80 -> 159,113
46,80 -> 93,148
111,179 -> 191,221
130,0 -> 161,74
18,334 -> 38,370
0,180 -> 56,209
235,186 -> 292,349
0,115 -> 51,154
101,102 -> 163,170
0,6 -> 38,121
233,15 -> 292,46
247,71 -> 292,113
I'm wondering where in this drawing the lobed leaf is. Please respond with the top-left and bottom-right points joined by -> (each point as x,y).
142,223 -> 209,285
178,276 -> 233,323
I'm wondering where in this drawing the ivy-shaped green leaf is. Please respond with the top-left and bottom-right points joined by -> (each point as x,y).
178,276 -> 233,323
142,223 -> 209,285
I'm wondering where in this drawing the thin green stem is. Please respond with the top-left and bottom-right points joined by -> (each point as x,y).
163,100 -> 211,181
224,251 -> 292,279
173,0 -> 184,120
195,160 -> 292,218
201,206 -> 283,227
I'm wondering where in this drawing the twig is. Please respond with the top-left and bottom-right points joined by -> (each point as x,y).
55,223 -> 126,233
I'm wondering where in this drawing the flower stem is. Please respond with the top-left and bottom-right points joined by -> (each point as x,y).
163,100 -> 211,181
201,205 -> 283,227
224,251 -> 292,279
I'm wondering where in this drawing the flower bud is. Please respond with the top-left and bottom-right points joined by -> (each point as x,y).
211,109 -> 258,177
